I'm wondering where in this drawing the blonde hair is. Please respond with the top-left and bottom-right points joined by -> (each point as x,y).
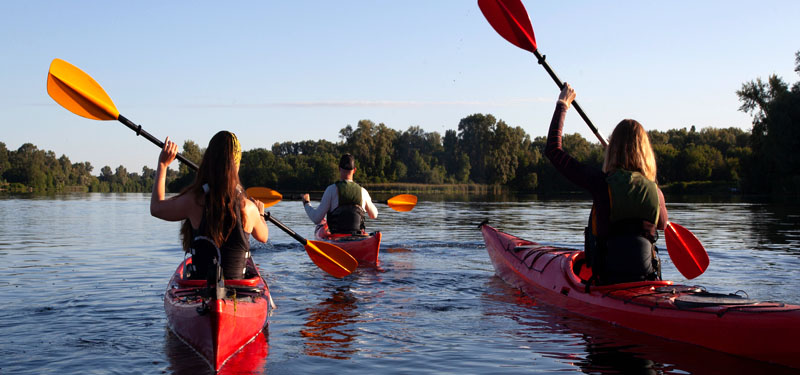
602,119 -> 657,181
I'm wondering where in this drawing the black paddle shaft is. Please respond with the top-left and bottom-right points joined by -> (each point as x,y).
262,213 -> 309,246
532,49 -> 608,148
117,114 -> 200,170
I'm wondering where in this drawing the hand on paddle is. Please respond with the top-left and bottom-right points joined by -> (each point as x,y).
159,137 -> 179,168
558,83 -> 576,109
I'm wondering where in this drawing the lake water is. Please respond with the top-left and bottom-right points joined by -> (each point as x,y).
1,193 -> 798,374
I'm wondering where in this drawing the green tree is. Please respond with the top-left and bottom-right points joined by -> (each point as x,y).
737,50 -> 800,194
340,120 -> 398,182
457,114 -> 494,183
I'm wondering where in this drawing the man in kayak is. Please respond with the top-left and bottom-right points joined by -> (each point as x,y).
301,153 -> 378,235
150,131 -> 269,280
545,83 -> 668,285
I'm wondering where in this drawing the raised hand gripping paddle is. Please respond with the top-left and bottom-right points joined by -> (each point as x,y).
478,0 -> 607,147
664,222 -> 709,279
47,58 -> 357,278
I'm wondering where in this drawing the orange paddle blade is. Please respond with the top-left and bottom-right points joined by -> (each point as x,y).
386,194 -> 417,212
246,187 -> 283,208
47,58 -> 120,121
305,240 -> 358,278
665,222 -> 709,279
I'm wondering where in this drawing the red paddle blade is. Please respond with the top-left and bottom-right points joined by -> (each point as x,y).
478,0 -> 537,53
664,222 -> 709,279
305,240 -> 358,278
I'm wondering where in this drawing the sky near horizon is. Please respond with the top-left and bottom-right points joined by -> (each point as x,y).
2,1 -> 798,174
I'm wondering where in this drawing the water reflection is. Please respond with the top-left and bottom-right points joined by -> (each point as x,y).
164,328 -> 269,375
301,286 -> 360,360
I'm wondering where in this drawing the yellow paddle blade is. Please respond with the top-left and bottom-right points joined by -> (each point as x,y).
305,240 -> 358,278
47,58 -> 120,121
245,187 -> 283,208
387,194 -> 417,212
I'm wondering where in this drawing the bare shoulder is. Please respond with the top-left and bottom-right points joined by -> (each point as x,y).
241,197 -> 260,217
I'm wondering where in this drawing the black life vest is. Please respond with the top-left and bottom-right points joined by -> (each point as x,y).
187,192 -> 251,280
326,180 -> 366,235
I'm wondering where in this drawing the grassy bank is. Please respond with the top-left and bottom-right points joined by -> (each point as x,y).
361,183 -> 505,195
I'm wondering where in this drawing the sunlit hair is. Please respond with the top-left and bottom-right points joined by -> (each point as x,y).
602,119 -> 657,181
180,131 -> 243,250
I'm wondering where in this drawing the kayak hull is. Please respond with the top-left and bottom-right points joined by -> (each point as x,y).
480,223 -> 800,369
315,219 -> 381,265
164,257 -> 270,372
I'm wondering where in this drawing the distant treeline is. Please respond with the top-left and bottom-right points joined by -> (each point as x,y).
3,52 -> 798,196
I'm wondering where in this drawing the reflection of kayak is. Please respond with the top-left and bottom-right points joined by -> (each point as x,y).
164,256 -> 271,372
480,223 -> 800,369
315,219 -> 381,265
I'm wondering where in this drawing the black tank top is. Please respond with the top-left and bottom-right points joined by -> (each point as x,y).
194,194 -> 250,280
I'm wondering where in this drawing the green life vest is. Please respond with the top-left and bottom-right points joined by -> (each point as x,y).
606,169 -> 660,226
335,180 -> 363,206
327,180 -> 366,234
583,169 -> 662,286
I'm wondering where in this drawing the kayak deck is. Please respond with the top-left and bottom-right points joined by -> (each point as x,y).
480,223 -> 800,369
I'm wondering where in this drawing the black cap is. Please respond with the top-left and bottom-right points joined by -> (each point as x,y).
339,154 -> 355,170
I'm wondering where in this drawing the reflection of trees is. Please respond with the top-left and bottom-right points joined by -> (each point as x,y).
748,203 -> 800,252
300,287 -> 360,360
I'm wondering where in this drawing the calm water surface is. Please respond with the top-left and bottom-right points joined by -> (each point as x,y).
1,193 -> 798,374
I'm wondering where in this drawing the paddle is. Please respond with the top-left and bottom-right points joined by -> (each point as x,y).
665,222 -> 709,279
47,58 -> 357,278
477,0 -> 607,148
478,1 -> 710,278
245,187 -> 283,208
47,58 -> 199,169
378,194 -> 418,212
262,213 -> 357,279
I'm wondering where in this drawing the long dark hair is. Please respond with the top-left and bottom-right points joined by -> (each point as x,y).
180,131 -> 242,250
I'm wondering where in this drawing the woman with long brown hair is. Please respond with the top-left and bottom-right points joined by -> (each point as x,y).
150,131 -> 268,280
545,83 -> 668,285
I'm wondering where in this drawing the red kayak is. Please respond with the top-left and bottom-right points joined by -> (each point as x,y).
315,219 -> 381,265
480,223 -> 800,369
164,256 -> 271,372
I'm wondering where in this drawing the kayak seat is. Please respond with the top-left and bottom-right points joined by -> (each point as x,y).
572,253 -> 593,282
176,257 -> 261,288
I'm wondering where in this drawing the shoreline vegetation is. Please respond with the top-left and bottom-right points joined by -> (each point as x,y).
2,52 -> 798,197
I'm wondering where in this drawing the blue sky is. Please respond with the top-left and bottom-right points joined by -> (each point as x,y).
2,1 -> 798,173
